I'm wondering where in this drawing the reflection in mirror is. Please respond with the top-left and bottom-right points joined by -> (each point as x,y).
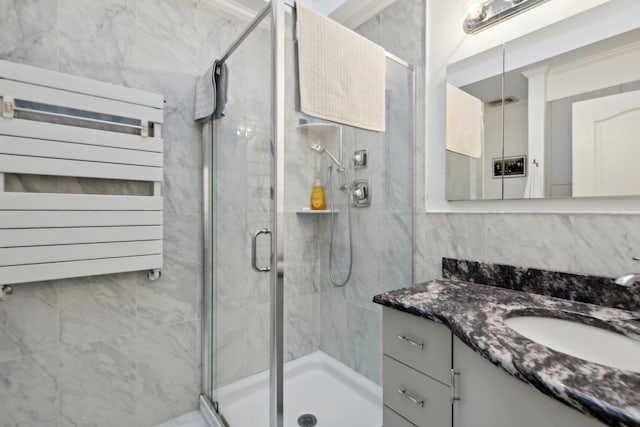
505,28 -> 640,199
446,47 -> 503,201
500,59 -> 530,199
447,27 -> 640,201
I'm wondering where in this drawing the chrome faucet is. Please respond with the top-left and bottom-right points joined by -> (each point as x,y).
616,257 -> 640,287
615,273 -> 640,287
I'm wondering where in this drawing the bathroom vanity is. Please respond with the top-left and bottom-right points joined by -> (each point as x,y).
375,260 -> 640,427
382,307 -> 608,427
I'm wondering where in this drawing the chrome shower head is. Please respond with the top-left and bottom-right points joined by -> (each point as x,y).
309,143 -> 325,153
308,143 -> 344,171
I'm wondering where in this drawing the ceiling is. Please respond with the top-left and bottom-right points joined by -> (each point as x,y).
216,0 -> 398,28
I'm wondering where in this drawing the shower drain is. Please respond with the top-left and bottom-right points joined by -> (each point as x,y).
297,413 -> 318,426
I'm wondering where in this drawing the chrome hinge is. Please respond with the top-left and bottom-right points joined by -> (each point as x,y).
147,269 -> 161,281
2,96 -> 15,118
0,285 -> 14,302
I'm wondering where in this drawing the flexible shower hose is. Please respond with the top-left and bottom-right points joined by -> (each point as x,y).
327,165 -> 353,287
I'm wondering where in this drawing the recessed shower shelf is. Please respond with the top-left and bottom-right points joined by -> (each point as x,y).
296,122 -> 341,139
296,208 -> 339,215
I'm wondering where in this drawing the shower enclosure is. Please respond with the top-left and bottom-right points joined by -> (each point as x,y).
201,2 -> 415,426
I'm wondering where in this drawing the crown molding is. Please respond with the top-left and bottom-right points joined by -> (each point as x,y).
330,0 -> 397,29
200,0 -> 260,22
201,0 -> 399,29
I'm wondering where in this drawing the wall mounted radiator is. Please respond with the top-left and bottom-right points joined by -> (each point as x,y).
0,60 -> 164,285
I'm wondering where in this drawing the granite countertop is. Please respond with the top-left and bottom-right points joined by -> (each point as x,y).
374,279 -> 640,427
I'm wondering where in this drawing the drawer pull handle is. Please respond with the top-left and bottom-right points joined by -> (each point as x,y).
397,335 -> 424,350
397,389 -> 424,407
450,369 -> 460,404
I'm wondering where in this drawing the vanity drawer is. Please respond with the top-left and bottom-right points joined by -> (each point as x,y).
383,307 -> 452,384
383,355 -> 452,427
384,405 -> 416,427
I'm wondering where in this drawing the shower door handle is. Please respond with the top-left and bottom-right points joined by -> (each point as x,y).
251,229 -> 272,272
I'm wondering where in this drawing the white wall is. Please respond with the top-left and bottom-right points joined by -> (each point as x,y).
424,0 -> 640,212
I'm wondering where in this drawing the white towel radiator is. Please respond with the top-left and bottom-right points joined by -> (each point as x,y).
0,60 -> 164,286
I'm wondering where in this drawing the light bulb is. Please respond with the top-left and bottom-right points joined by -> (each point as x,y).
466,3 -> 486,22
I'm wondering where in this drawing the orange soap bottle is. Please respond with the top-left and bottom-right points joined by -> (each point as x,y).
310,178 -> 326,210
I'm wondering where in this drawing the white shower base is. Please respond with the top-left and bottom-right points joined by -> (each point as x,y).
157,410 -> 207,427
216,351 -> 382,427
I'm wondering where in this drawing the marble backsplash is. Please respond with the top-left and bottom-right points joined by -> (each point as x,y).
442,258 -> 640,312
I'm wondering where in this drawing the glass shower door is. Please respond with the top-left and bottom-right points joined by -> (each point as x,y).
202,6 -> 276,425
202,3 -> 415,426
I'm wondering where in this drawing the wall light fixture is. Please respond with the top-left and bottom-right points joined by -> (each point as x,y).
463,0 -> 550,34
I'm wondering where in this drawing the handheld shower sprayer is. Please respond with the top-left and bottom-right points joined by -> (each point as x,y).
307,141 -> 353,287
309,143 -> 345,172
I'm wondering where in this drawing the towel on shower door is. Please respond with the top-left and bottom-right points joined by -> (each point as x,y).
296,1 -> 386,132
194,59 -> 228,122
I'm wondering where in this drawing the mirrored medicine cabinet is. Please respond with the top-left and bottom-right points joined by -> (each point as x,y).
446,27 -> 640,201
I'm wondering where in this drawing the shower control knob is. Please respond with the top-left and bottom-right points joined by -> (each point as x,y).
352,149 -> 368,169
352,179 -> 371,208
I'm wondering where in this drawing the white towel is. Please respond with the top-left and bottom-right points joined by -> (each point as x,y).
296,2 -> 386,132
446,83 -> 483,158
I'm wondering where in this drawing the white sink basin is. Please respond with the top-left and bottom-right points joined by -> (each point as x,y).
504,315 -> 640,373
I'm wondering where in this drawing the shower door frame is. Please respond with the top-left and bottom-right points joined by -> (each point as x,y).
270,0 -> 286,426
200,1 -> 286,426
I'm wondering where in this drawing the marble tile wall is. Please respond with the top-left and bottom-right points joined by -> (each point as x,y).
282,37 -> 323,368
311,0 -> 424,385
0,1 -> 250,425
415,213 -> 640,286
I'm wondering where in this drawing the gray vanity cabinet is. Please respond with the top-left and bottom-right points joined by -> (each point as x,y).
451,337 -> 606,427
382,307 -> 452,426
382,307 -> 607,427
383,406 -> 418,427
